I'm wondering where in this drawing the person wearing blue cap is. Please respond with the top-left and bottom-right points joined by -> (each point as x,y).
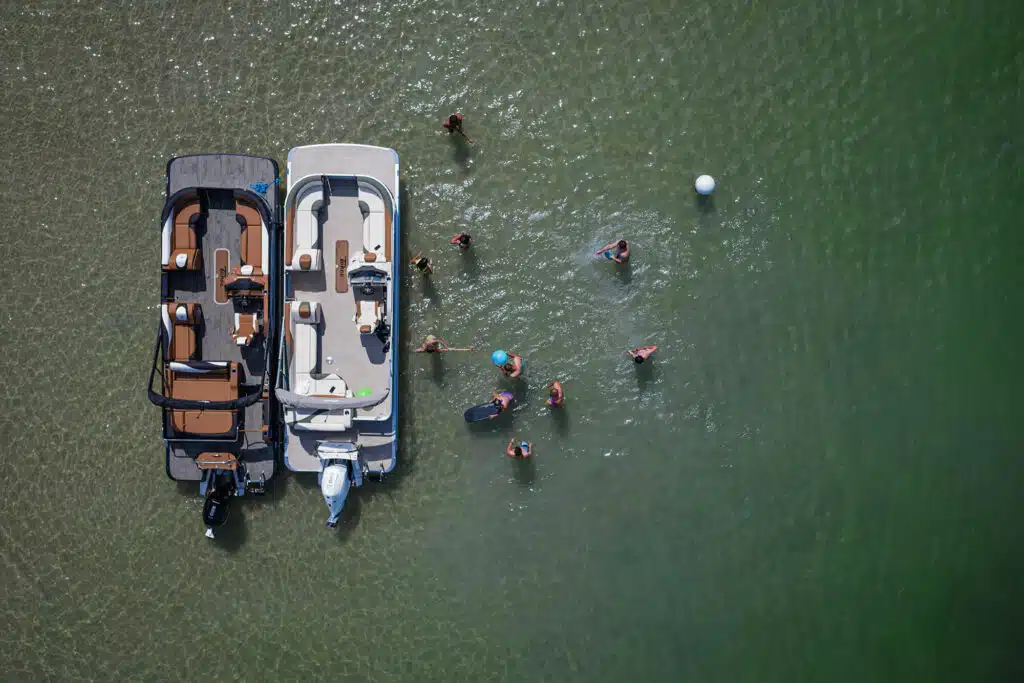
491,349 -> 523,378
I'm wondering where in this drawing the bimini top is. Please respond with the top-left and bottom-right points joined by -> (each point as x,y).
275,387 -> 390,411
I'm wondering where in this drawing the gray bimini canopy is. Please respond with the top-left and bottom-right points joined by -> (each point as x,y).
275,388 -> 390,411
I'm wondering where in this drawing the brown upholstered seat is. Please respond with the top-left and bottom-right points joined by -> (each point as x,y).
166,302 -> 201,361
166,201 -> 202,271
236,202 -> 263,269
166,362 -> 239,436
232,313 -> 258,346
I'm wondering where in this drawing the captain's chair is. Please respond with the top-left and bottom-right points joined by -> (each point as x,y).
232,313 -> 258,346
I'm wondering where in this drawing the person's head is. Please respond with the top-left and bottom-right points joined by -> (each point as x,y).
634,354 -> 644,364
514,446 -> 523,457
449,114 -> 459,126
493,399 -> 503,409
503,363 -> 515,373
459,234 -> 471,246
617,239 -> 627,250
416,257 -> 428,268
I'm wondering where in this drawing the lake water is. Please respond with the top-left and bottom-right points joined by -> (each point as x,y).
1,0 -> 1022,681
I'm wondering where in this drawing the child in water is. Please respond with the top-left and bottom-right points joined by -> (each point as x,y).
506,439 -> 533,459
595,239 -> 630,263
450,232 -> 472,249
410,252 -> 434,275
627,345 -> 658,364
546,381 -> 564,407
490,391 -> 513,419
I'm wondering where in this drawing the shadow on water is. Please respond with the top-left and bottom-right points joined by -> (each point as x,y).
550,406 -> 570,436
614,261 -> 632,285
512,456 -> 535,488
695,194 -> 714,214
449,134 -> 472,174
422,276 -> 441,307
429,353 -> 446,386
467,411 -> 515,435
460,247 -> 480,281
332,488 -> 363,543
634,360 -> 657,391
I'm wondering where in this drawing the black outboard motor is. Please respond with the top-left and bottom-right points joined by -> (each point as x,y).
202,475 -> 234,539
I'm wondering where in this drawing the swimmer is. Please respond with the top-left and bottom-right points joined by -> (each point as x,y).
506,439 -> 533,459
545,380 -> 564,407
627,345 -> 658,364
442,113 -> 463,134
492,350 -> 523,378
450,232 -> 472,249
490,391 -> 514,419
595,239 -> 630,263
410,252 -> 434,275
443,112 -> 473,143
415,335 -> 450,353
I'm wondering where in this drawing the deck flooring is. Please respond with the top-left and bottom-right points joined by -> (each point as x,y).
162,155 -> 278,483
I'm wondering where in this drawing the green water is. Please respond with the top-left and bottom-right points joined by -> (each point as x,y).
2,0 -> 1022,681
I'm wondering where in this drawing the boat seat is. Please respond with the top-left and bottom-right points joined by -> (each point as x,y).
232,312 -> 258,346
291,300 -> 321,376
163,200 -> 203,271
359,184 -> 388,261
354,300 -> 381,334
165,361 -> 239,436
290,183 -> 324,271
236,202 -> 267,270
291,407 -> 353,432
163,302 -> 202,361
196,452 -> 240,470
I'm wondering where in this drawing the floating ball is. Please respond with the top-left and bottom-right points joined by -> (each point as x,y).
695,174 -> 716,195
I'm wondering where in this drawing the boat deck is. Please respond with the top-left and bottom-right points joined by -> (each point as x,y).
161,155 -> 278,483
287,180 -> 392,420
281,145 -> 399,474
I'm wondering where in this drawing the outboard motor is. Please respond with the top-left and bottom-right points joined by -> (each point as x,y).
316,441 -> 360,528
202,475 -> 234,539
320,462 -> 351,528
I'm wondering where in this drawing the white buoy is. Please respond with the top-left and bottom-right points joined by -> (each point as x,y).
695,174 -> 716,196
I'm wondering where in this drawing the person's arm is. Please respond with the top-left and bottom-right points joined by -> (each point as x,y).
506,440 -> 516,457
611,254 -> 624,263
527,442 -> 534,456
509,357 -> 523,378
450,234 -> 463,245
414,343 -> 427,353
595,242 -> 617,255
426,261 -> 434,274
410,252 -> 422,265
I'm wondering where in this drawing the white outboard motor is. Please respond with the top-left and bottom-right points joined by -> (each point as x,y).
317,441 -> 360,528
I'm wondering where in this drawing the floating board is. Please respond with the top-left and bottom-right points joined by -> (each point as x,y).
464,402 -> 500,423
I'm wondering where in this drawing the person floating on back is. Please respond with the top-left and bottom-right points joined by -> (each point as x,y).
595,239 -> 630,263
491,349 -> 524,378
546,381 -> 564,407
491,391 -> 514,418
443,113 -> 472,143
627,345 -> 658,364
415,335 -> 450,353
450,232 -> 472,249
506,438 -> 533,459
410,252 -> 434,275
